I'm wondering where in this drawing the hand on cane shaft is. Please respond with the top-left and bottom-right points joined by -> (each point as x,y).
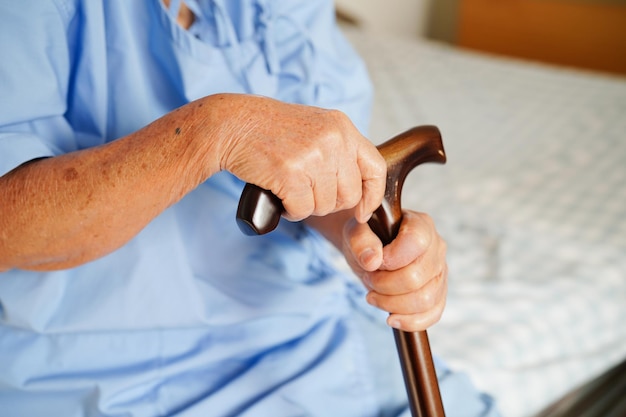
344,211 -> 448,332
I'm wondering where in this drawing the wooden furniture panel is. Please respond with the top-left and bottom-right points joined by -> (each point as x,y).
457,0 -> 626,75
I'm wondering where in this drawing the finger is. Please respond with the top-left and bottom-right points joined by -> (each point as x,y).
343,218 -> 383,272
335,160 -> 362,212
383,266 -> 448,332
279,179 -> 315,222
381,211 -> 436,271
387,291 -> 447,332
311,171 -> 338,217
354,143 -> 386,223
365,261 -> 433,295
366,265 -> 447,314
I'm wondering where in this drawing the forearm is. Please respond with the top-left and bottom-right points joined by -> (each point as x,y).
0,97 -> 223,272
0,92 -> 386,272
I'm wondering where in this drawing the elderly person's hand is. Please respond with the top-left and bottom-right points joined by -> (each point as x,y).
342,210 -> 447,332
214,94 -> 386,223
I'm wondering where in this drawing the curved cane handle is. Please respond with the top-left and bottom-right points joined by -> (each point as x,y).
367,125 -> 446,244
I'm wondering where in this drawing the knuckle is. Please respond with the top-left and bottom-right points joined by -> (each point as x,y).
326,108 -> 349,124
416,290 -> 435,310
409,265 -> 423,285
404,316 -> 425,332
404,263 -> 426,291
414,231 -> 431,251
280,173 -> 307,196
278,158 -> 306,181
338,188 -> 361,210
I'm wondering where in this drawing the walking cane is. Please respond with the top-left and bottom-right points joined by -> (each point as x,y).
236,125 -> 447,417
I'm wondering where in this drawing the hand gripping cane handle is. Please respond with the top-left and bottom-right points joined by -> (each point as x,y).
236,125 -> 447,417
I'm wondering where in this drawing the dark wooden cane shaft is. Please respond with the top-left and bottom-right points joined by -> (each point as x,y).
236,125 -> 447,416
394,330 -> 442,417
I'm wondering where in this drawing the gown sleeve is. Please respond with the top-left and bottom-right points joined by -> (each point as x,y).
0,1 -> 73,176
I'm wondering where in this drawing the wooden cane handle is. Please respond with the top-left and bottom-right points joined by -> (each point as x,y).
368,125 -> 446,245
236,125 -> 447,417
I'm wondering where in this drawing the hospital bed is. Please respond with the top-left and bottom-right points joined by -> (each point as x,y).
342,26 -> 626,417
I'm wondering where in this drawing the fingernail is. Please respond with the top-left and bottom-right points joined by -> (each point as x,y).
388,318 -> 402,329
366,292 -> 378,307
359,248 -> 376,267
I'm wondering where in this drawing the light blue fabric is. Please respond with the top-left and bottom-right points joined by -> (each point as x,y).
0,1 -> 500,416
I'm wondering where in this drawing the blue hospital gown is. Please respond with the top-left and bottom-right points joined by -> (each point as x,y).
0,1 -> 499,416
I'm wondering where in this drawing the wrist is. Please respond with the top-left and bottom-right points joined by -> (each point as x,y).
305,209 -> 355,250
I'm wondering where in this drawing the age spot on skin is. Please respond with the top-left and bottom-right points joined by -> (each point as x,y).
63,167 -> 79,181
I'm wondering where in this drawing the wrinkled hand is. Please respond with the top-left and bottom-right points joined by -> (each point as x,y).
215,94 -> 386,223
342,210 -> 448,332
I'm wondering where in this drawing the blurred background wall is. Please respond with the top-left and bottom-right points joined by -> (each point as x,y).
335,0 -> 626,76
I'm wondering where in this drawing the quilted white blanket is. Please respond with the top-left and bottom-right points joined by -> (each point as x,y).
344,27 -> 626,417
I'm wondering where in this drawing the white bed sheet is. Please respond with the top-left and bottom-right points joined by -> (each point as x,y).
344,28 -> 626,417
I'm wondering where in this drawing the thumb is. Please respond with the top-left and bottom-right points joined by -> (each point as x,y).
343,218 -> 384,272
354,141 -> 386,224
